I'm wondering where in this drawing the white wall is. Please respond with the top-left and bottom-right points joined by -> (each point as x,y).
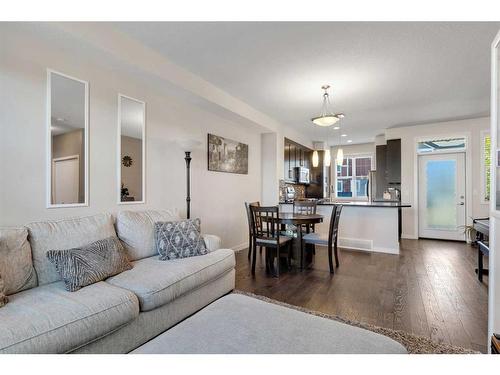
0,25 -> 264,250
385,117 -> 490,238
261,133 -> 279,205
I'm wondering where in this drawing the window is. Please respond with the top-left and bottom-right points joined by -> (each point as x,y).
417,137 -> 466,154
336,155 -> 372,199
482,132 -> 491,203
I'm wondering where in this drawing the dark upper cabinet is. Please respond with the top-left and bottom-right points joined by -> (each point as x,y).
284,143 -> 291,181
375,139 -> 401,198
283,138 -> 313,183
386,139 -> 401,184
375,145 -> 387,199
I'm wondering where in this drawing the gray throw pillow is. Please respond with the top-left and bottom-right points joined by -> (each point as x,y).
46,237 -> 132,292
0,275 -> 7,307
155,218 -> 208,260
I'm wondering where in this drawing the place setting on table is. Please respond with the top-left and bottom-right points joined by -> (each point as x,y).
244,201 -> 343,277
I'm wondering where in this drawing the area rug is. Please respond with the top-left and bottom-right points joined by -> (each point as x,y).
233,290 -> 479,354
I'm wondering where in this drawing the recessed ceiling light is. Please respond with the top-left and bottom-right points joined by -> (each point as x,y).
341,134 -> 347,137
347,140 -> 353,143
333,126 -> 340,130
56,117 -> 64,122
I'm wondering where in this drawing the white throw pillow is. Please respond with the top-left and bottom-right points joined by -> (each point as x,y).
0,227 -> 37,294
116,210 -> 181,261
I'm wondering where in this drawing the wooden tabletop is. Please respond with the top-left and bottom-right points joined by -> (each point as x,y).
277,212 -> 324,225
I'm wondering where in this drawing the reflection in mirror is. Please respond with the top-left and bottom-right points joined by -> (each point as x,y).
118,95 -> 145,204
48,71 -> 88,207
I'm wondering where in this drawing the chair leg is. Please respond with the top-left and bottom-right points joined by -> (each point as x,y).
247,235 -> 252,260
334,236 -> 340,268
265,247 -> 270,273
275,246 -> 280,278
251,239 -> 257,275
259,246 -> 262,254
328,242 -> 334,274
299,226 -> 304,270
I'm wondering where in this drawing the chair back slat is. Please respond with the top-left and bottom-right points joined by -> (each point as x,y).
251,205 -> 280,241
328,204 -> 343,243
293,200 -> 317,215
245,201 -> 260,236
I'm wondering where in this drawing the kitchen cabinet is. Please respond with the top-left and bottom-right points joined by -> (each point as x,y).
283,138 -> 312,183
375,139 -> 401,199
375,145 -> 387,200
386,139 -> 401,184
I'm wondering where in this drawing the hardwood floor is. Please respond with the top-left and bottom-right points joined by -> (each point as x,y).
235,239 -> 489,353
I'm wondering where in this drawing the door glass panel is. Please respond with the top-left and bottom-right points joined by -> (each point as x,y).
426,160 -> 457,229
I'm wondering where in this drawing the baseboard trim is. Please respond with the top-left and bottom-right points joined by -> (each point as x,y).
401,233 -> 418,239
231,242 -> 247,252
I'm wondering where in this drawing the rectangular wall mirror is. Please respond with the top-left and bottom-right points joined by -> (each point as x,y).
118,94 -> 146,204
47,70 -> 88,207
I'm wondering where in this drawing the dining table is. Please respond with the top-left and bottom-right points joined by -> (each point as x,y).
277,211 -> 324,269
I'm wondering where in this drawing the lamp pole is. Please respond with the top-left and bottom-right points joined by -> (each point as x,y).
184,151 -> 192,219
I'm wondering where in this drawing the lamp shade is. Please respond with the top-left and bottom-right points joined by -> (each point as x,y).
176,138 -> 202,151
311,115 -> 339,127
336,148 -> 344,166
324,149 -> 331,167
312,150 -> 319,167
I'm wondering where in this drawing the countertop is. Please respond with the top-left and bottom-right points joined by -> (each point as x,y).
279,200 -> 411,208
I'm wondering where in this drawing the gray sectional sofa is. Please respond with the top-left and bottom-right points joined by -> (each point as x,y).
0,210 -> 235,354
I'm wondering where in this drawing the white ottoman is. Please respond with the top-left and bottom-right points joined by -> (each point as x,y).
132,294 -> 407,354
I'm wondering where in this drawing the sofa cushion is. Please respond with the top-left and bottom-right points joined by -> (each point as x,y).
0,227 -> 37,294
202,234 -> 221,252
0,281 -> 139,353
155,218 -> 208,260
106,248 -> 235,312
116,210 -> 180,261
26,213 -> 116,286
0,276 -> 7,307
47,237 -> 133,292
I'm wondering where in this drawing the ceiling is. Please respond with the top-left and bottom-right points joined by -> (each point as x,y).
114,22 -> 500,144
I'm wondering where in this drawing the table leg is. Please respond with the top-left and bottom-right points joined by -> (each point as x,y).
299,225 -> 304,270
478,249 -> 483,282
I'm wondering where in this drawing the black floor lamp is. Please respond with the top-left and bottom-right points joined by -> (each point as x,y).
184,151 -> 192,219
179,139 -> 201,220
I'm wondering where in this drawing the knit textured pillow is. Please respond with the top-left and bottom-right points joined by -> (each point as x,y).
155,218 -> 208,260
46,237 -> 132,292
0,274 -> 7,307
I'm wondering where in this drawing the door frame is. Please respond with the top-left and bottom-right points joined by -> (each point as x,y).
417,151 -> 466,240
413,132 -> 473,242
51,154 -> 80,205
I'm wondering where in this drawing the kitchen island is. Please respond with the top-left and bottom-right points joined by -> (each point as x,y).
279,201 -> 411,255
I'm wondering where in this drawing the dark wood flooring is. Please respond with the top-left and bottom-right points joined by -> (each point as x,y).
235,239 -> 489,353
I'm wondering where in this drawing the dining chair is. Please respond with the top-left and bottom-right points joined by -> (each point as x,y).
302,204 -> 343,274
244,201 -> 261,261
293,200 -> 317,215
250,205 -> 292,277
293,199 -> 318,259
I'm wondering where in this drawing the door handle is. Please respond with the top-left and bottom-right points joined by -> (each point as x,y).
458,202 -> 465,206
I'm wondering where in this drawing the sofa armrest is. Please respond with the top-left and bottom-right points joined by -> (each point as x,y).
203,234 -> 222,252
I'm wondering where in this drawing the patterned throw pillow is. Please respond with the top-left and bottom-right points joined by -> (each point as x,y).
155,218 -> 208,260
0,274 -> 7,307
46,237 -> 132,292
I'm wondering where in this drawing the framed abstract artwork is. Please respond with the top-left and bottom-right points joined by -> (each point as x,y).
207,133 -> 248,174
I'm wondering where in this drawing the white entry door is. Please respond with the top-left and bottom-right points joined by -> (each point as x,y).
418,152 -> 466,241
52,155 -> 79,204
